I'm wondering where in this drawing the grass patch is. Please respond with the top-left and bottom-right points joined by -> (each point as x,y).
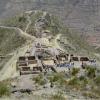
71,68 -> 80,76
33,74 -> 46,86
48,72 -> 66,86
0,82 -> 10,97
85,66 -> 96,78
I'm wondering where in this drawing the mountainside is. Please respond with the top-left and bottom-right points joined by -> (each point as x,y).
0,0 -> 100,47
0,11 -> 99,59
0,3 -> 100,99
0,1 -> 100,68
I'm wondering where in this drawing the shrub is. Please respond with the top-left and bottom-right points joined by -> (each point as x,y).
71,68 -> 80,76
48,73 -> 65,82
18,16 -> 27,22
86,66 -> 96,78
52,74 -> 61,82
33,74 -> 43,83
48,73 -> 67,88
68,77 -> 79,86
0,83 -> 10,97
94,75 -> 100,86
79,76 -> 88,88
33,74 -> 46,86
68,76 -> 88,90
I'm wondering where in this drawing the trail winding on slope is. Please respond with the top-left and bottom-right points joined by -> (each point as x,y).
0,44 -> 32,81
0,11 -> 34,40
0,13 -> 35,81
0,11 -> 62,81
52,34 -> 64,51
34,11 -> 47,35
25,15 -> 32,33
0,26 -> 34,40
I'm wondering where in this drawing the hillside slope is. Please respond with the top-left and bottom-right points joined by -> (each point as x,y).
0,10 -> 99,60
0,0 -> 100,47
0,28 -> 26,55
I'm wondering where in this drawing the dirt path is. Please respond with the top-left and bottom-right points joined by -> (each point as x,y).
52,34 -> 64,51
25,15 -> 31,33
34,11 -> 47,35
0,10 -> 36,40
0,11 -> 62,81
0,26 -> 35,40
42,11 -> 47,18
0,15 -> 35,81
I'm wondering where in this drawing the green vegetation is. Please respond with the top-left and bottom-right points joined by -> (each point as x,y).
48,72 -> 66,86
47,66 -> 100,99
68,77 -> 79,86
71,68 -> 80,76
44,15 -> 62,35
0,28 -> 26,54
27,11 -> 62,36
32,67 -> 100,99
66,67 -> 100,98
85,66 -> 96,78
68,76 -> 88,90
30,11 -> 43,23
33,74 -> 46,86
0,82 -> 10,97
27,11 -> 43,35
94,75 -> 100,86
49,73 -> 64,82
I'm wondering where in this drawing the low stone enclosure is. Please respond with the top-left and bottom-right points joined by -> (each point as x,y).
16,56 -> 42,75
0,55 -> 6,60
41,57 -> 56,72
56,53 -> 89,63
16,45 -> 93,75
55,53 -> 93,68
16,54 -> 56,75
